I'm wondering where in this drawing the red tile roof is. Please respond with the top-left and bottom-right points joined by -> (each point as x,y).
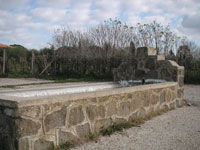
0,44 -> 13,48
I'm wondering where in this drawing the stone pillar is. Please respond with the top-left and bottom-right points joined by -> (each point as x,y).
136,46 -> 156,57
177,67 -> 184,98
169,60 -> 184,103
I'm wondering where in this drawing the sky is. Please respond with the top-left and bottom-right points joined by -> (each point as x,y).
0,0 -> 200,49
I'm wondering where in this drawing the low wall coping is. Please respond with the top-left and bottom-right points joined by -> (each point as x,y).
0,82 -> 177,108
168,60 -> 184,70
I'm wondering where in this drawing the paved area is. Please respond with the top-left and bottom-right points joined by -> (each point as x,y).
72,85 -> 200,150
0,78 -> 52,86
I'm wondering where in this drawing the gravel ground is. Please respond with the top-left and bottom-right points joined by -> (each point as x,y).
0,78 -> 52,86
72,85 -> 200,150
184,85 -> 200,108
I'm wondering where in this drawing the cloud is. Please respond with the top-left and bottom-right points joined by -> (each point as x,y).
92,0 -> 121,21
0,0 -> 30,10
31,7 -> 67,23
36,0 -> 71,8
0,0 -> 200,48
177,13 -> 200,46
64,2 -> 91,28
0,27 -> 38,48
182,14 -> 200,31
31,0 -> 92,28
127,14 -> 174,26
0,9 -> 46,48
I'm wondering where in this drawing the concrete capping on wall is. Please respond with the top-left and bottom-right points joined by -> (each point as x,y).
157,55 -> 165,60
0,82 -> 177,108
0,81 -> 184,150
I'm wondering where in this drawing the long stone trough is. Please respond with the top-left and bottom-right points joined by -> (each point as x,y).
0,47 -> 185,150
0,82 -> 184,150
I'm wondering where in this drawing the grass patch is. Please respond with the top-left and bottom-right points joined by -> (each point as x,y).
0,82 -> 54,88
50,133 -> 99,150
0,85 -> 17,88
88,132 -> 99,141
100,123 -> 133,136
50,141 -> 74,150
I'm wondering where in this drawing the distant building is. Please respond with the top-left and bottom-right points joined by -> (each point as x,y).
0,44 -> 13,48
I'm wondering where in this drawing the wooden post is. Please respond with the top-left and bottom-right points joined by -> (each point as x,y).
3,49 -> 6,74
54,49 -> 56,75
39,58 -> 54,75
31,51 -> 35,75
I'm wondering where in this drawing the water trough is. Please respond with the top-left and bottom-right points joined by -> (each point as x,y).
0,47 -> 185,150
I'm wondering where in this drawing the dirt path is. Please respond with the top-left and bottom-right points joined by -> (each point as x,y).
72,85 -> 200,150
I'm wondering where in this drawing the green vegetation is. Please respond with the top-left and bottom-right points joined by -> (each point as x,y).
0,85 -> 16,88
0,19 -> 200,84
50,141 -> 74,150
100,123 -> 133,136
184,59 -> 200,84
88,132 -> 99,141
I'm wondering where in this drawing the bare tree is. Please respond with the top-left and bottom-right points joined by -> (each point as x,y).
51,19 -> 196,58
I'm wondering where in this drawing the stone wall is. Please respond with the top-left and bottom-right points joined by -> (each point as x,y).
113,46 -> 184,108
113,46 -> 184,84
0,47 -> 184,150
0,82 -> 183,150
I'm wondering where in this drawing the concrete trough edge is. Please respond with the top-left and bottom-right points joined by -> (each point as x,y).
0,82 -> 177,108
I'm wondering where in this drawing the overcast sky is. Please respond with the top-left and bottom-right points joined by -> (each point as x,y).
0,0 -> 200,49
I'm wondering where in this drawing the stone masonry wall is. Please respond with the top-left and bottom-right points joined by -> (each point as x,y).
113,46 -> 184,85
0,82 -> 183,150
0,47 -> 185,150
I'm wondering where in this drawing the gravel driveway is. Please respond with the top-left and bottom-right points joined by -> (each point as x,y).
72,85 -> 200,150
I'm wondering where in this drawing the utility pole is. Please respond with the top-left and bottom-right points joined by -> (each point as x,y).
3,49 -> 6,74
